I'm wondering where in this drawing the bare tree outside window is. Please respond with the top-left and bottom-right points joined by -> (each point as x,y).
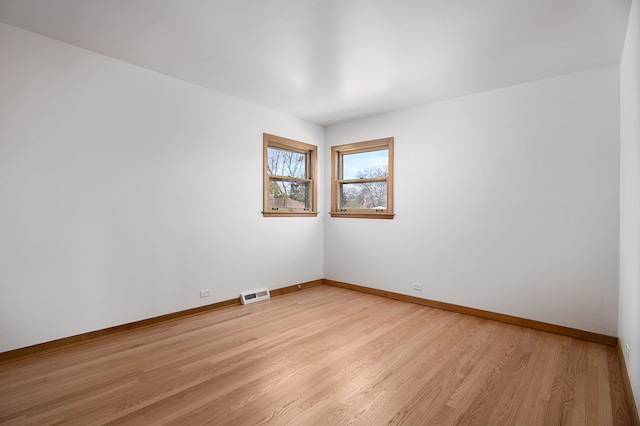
263,134 -> 318,217
331,138 -> 394,219
341,165 -> 388,209
267,147 -> 308,208
267,147 -> 306,178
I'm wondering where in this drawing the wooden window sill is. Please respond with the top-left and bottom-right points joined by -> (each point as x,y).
262,211 -> 318,217
329,212 -> 395,219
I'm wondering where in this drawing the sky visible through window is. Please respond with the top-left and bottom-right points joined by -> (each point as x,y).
343,150 -> 388,179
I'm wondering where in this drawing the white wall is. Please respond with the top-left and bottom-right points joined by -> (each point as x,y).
324,66 -> 620,336
620,0 -> 640,411
0,23 -> 324,353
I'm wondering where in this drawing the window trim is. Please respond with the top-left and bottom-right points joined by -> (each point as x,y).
330,137 -> 394,219
263,133 -> 318,217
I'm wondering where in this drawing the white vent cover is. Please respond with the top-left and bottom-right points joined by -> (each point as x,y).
240,288 -> 270,305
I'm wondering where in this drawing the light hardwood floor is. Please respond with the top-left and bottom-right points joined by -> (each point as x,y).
0,285 -> 633,425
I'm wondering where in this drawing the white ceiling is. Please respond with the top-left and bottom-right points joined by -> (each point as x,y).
0,0 -> 631,126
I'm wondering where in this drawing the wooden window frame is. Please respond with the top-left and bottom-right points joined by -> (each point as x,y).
263,133 -> 318,217
330,137 -> 394,219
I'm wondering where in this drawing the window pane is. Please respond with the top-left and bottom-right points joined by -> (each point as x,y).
269,178 -> 310,209
267,147 -> 307,178
342,149 -> 388,180
340,181 -> 387,209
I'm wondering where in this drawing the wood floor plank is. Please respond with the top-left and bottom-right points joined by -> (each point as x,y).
0,285 -> 633,425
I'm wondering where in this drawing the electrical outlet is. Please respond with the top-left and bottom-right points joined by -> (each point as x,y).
625,343 -> 630,357
412,283 -> 423,291
200,289 -> 211,298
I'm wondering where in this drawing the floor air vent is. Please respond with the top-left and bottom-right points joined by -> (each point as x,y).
240,288 -> 270,305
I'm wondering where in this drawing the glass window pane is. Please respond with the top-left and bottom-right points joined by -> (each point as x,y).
269,178 -> 310,209
342,149 -> 388,180
339,181 -> 387,209
267,147 -> 307,178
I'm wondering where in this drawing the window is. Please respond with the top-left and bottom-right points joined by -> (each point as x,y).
263,133 -> 318,217
330,137 -> 394,219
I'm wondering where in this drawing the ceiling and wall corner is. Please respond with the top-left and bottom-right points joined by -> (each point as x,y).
0,0 -> 631,125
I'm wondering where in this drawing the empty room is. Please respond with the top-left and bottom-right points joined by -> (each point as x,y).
1,0 -> 639,424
